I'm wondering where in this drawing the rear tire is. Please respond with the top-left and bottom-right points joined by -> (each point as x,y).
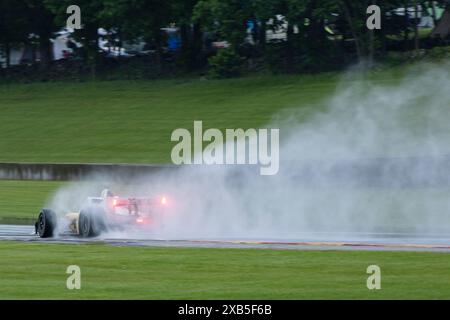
36,209 -> 57,238
79,208 -> 106,237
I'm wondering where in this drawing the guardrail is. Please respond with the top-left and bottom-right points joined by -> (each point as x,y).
0,163 -> 177,181
2,155 -> 450,186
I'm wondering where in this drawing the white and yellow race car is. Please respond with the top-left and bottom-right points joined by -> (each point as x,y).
35,189 -> 168,238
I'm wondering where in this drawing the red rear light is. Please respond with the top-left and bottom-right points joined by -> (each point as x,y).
136,217 -> 151,225
110,197 -> 128,207
161,196 -> 167,205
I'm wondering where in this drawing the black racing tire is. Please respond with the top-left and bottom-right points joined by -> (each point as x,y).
36,209 -> 57,238
78,208 -> 107,238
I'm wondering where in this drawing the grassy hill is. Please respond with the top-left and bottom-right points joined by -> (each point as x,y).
0,70 -> 406,164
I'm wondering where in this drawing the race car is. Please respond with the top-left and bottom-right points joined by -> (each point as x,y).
35,189 -> 168,238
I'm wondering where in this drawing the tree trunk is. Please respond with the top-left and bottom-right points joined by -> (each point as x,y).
342,1 -> 363,62
368,0 -> 377,68
154,34 -> 164,74
84,24 -> 100,80
258,20 -> 266,52
430,1 -> 438,26
285,23 -> 294,73
368,28 -> 374,68
414,0 -> 420,50
5,41 -> 11,68
191,22 -> 203,68
404,1 -> 410,51
179,23 -> 189,61
380,13 -> 387,55
39,37 -> 53,69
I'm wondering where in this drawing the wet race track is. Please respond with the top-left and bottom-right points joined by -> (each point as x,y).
2,224 -> 450,252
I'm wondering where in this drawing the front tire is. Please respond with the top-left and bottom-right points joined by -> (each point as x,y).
36,209 -> 57,238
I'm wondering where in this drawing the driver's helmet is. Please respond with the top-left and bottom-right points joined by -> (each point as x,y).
101,189 -> 115,199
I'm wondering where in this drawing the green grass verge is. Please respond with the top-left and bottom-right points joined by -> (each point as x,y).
0,180 -> 63,223
0,241 -> 449,299
0,70 -> 407,164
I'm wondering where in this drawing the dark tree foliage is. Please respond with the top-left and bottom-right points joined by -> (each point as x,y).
0,0 -> 449,78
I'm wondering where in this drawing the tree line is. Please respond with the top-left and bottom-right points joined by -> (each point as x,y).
0,0 -> 449,78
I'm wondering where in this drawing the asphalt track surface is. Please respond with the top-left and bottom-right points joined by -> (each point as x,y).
2,224 -> 450,252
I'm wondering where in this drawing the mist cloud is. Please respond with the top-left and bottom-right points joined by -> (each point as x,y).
48,63 -> 450,240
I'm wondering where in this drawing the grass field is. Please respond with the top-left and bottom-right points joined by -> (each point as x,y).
0,76 -> 329,164
0,180 -> 63,223
1,241 -> 450,299
0,70 -> 407,164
